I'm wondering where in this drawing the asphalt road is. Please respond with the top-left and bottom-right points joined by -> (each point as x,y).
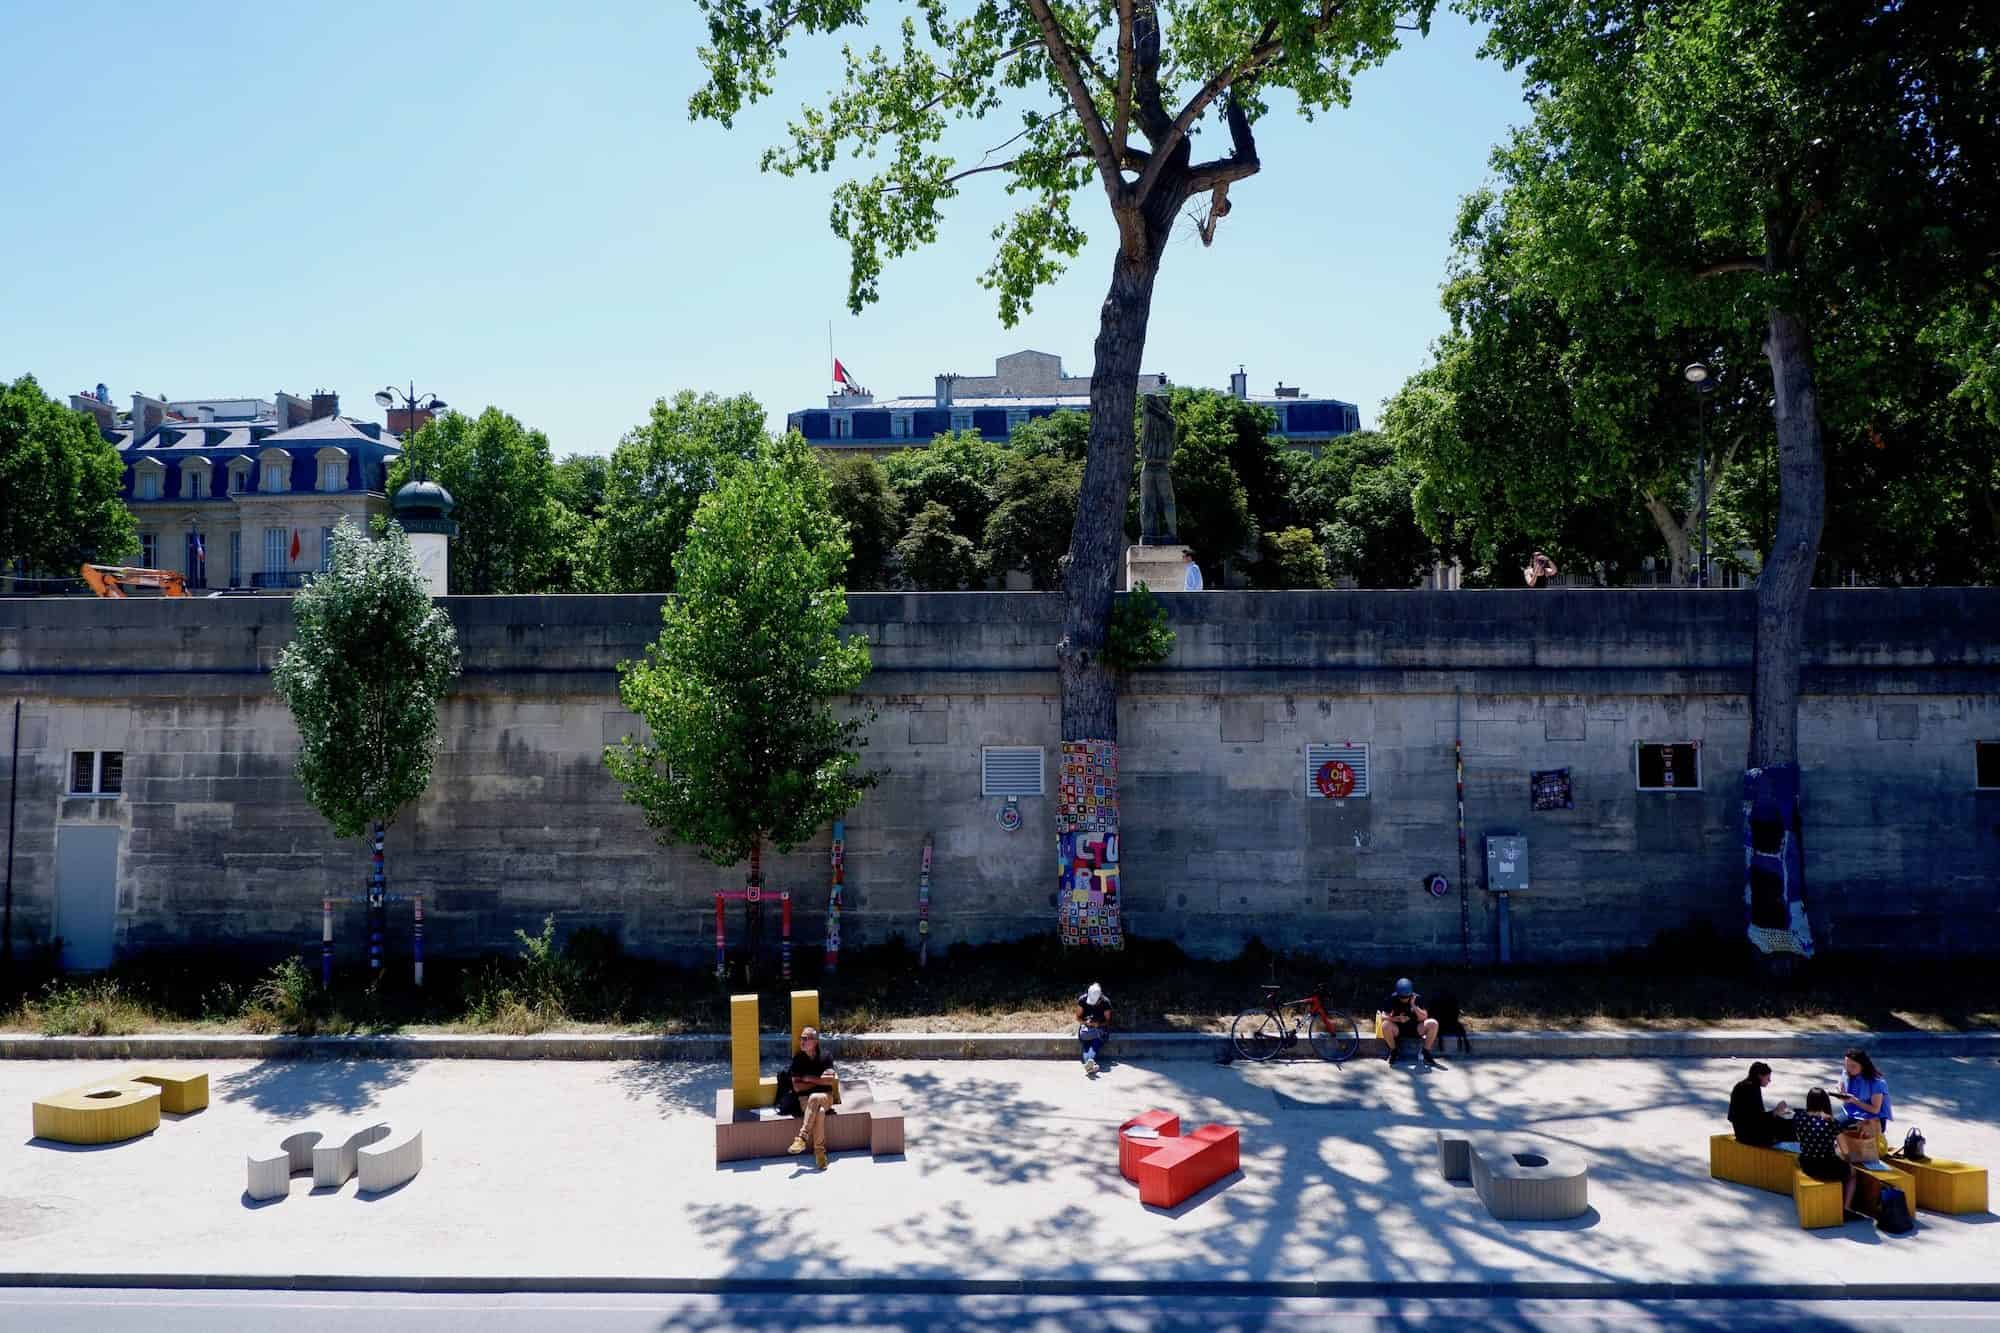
4,1290 -> 1999,1332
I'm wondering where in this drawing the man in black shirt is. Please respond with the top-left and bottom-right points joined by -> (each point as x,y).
781,1026 -> 838,1169
1076,982 -> 1111,1076
1728,1061 -> 1795,1147
1379,977 -> 1441,1067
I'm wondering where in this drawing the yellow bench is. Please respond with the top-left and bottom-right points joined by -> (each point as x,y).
31,1067 -> 209,1145
1894,1156 -> 1988,1215
127,1068 -> 209,1114
1710,1133 -> 1848,1229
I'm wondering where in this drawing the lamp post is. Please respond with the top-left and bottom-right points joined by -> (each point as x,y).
1682,361 -> 1717,588
374,383 -> 448,440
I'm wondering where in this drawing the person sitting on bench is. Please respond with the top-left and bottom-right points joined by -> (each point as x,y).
1076,982 -> 1112,1077
1379,978 -> 1440,1068
782,1026 -> 838,1170
1797,1087 -> 1860,1218
1728,1061 -> 1796,1147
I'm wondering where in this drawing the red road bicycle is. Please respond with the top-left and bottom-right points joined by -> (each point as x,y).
1230,982 -> 1360,1065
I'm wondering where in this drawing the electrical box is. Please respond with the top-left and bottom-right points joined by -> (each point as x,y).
1485,833 -> 1529,892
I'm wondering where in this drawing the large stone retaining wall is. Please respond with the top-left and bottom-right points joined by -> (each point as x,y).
2,589 -> 1996,966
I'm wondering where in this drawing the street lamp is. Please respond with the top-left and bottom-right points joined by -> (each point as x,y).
1683,360 -> 1717,588
374,383 -> 448,437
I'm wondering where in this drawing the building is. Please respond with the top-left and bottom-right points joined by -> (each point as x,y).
786,349 -> 1361,453
72,386 -> 402,590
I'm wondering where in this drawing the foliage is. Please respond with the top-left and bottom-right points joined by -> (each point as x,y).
1290,431 -> 1437,588
552,452 -> 610,522
460,916 -> 595,1034
1156,417 -> 1254,577
241,958 -> 320,1035
16,977 -> 151,1036
0,373 -> 135,577
606,434 -> 876,867
387,407 -> 562,595
894,500 -> 981,591
983,450 -> 1082,588
1171,389 -> 1297,533
1254,526 -> 1331,590
590,391 -> 768,593
1007,409 -> 1090,463
823,453 -> 905,590
881,430 -> 1008,547
271,521 -> 462,837
1102,582 -> 1176,671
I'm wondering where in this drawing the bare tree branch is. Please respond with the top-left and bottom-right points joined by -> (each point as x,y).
1184,90 -> 1261,196
1023,0 -> 1124,204
1113,0 -> 1135,165
1131,3 -> 1171,144
1134,19 -> 1281,205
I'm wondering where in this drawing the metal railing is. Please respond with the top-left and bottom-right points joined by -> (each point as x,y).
250,571 -> 312,590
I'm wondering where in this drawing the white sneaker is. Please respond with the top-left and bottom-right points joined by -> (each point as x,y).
1084,1058 -> 1099,1075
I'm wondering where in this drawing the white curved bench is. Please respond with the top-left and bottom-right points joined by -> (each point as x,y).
1437,1130 -> 1589,1220
246,1130 -> 323,1202
357,1128 -> 423,1193
313,1124 -> 392,1189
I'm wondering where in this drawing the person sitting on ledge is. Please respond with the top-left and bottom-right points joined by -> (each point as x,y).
1379,977 -> 1441,1068
782,1026 -> 838,1171
1076,981 -> 1112,1077
1728,1061 -> 1796,1147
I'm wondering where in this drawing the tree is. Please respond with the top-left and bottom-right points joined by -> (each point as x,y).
824,453 -> 905,590
894,500 -> 981,590
1171,388 -> 1297,534
546,453 -> 611,594
1466,0 -> 1998,777
387,408 -> 562,595
0,374 -> 135,578
984,450 -> 1083,588
605,435 -> 875,901
1293,431 -> 1437,587
693,0 -> 1438,910
590,391 -> 768,593
1008,408 -> 1091,462
1255,526 -> 1331,589
552,453 -> 609,523
880,429 -> 1009,548
271,520 -> 460,976
1156,415 -> 1255,578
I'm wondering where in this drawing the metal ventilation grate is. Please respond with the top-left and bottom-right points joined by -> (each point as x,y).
1305,743 -> 1371,798
981,746 -> 1045,797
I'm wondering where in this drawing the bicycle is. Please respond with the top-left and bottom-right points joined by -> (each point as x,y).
1230,983 -> 1360,1065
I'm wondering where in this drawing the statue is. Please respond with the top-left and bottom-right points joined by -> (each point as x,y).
1138,394 -> 1178,545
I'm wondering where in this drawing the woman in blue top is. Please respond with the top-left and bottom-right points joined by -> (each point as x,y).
1837,1047 -> 1892,1144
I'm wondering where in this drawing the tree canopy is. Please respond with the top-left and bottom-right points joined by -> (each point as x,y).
0,374 -> 135,579
591,391 -> 768,593
985,449 -> 1084,588
823,452 -> 905,590
387,407 -> 562,595
605,434 -> 875,867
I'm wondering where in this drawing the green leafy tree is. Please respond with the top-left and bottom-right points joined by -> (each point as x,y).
387,408 -> 562,594
984,450 -> 1083,588
543,453 -> 611,594
271,520 -> 461,958
1286,430 -> 1436,588
591,391 -> 768,593
1464,0 -> 1997,773
692,0 -> 1437,841
605,435 -> 875,894
824,453 -> 905,590
880,429 -> 1009,547
1255,526 -> 1331,589
1008,408 -> 1091,462
0,374 -> 135,578
894,500 -> 981,590
1157,420 -> 1254,579
1171,388 -> 1297,533
552,453 -> 609,522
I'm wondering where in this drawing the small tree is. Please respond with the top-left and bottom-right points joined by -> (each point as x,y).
272,520 -> 460,976
590,391 -> 768,593
387,407 -> 563,595
606,434 -> 876,922
984,451 -> 1083,588
0,374 -> 135,577
895,501 -> 982,590
824,453 -> 905,590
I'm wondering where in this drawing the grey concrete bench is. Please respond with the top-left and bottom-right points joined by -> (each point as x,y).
1437,1130 -> 1590,1220
713,1079 -> 905,1163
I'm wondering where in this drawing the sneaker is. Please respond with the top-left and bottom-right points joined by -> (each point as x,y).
813,1146 -> 828,1171
787,1136 -> 807,1155
1421,1050 -> 1441,1069
1084,1058 -> 1099,1076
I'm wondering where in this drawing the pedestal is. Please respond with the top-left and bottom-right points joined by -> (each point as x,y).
1125,543 -> 1191,592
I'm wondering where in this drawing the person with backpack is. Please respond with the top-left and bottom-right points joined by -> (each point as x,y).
1796,1087 -> 1860,1218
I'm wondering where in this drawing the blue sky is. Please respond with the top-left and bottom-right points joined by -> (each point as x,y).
0,1 -> 1529,455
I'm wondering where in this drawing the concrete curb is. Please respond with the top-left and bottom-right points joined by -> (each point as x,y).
2,1028 -> 1997,1061
2,1272 -> 1999,1300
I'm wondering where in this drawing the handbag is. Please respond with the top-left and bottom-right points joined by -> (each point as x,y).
1838,1125 -> 1882,1164
1894,1127 -> 1928,1162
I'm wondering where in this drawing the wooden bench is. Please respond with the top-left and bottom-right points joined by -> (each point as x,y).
1894,1156 -> 1988,1215
246,1130 -> 322,1202
31,1079 -> 162,1145
126,1068 -> 208,1114
357,1127 -> 424,1193
712,1078 -> 903,1163
1710,1132 -> 1927,1228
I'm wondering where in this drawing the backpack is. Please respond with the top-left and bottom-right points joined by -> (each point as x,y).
1896,1127 -> 1928,1162
1876,1185 -> 1915,1235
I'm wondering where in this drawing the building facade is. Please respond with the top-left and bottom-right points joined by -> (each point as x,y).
787,350 -> 1361,453
72,387 -> 402,589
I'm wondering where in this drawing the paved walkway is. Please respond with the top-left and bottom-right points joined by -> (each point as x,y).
3,1053 -> 1995,1293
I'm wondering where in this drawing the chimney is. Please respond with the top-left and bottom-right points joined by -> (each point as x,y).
935,373 -> 957,409
387,406 -> 437,438
130,391 -> 168,438
275,392 -> 311,429
1229,366 -> 1248,400
309,389 -> 340,421
70,391 -> 117,434
1274,382 -> 1301,399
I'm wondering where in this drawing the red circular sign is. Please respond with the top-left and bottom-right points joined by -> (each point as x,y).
1314,760 -> 1356,800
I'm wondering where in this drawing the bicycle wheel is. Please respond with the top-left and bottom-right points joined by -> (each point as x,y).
1231,1007 -> 1285,1062
1309,1008 -> 1360,1064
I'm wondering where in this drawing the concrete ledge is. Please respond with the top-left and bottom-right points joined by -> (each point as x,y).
2,1028 -> 1996,1062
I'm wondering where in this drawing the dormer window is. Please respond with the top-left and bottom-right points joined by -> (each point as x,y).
258,448 -> 290,493
133,460 -> 165,500
316,448 -> 349,492
228,461 -> 250,494
183,461 -> 212,499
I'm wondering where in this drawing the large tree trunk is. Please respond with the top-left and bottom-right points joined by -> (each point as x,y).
1641,490 -> 1692,586
1750,306 -> 1827,769
1059,246 -> 1161,738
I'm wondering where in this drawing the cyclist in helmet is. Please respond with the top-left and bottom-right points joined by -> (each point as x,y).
1379,977 -> 1441,1068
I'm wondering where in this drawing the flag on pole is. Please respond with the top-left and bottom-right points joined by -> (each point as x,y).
289,530 -> 301,561
834,359 -> 861,393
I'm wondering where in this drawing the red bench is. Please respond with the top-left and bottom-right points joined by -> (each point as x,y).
1135,1123 -> 1240,1208
1119,1110 -> 1181,1181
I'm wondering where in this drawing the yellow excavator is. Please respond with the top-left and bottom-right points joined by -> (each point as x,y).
80,564 -> 190,598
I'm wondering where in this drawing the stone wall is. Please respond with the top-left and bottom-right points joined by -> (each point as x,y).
2,589 -> 1996,968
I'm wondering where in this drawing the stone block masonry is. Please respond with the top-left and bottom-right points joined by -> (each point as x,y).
2,589 -> 1997,967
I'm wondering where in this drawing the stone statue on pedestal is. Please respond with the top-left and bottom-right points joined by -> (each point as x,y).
1138,394 -> 1178,545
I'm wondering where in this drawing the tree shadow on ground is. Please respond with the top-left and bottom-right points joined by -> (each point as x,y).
606,1057 -> 729,1119
214,1058 -> 415,1116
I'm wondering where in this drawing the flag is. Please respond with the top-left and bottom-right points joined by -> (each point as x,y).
290,530 -> 301,561
834,358 -> 861,393
193,532 -> 204,560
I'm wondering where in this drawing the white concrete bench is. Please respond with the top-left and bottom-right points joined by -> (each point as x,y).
357,1128 -> 424,1193
1437,1130 -> 1590,1220
313,1124 -> 392,1189
245,1130 -> 323,1202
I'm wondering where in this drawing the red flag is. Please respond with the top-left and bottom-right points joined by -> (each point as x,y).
834,359 -> 861,392
290,530 -> 301,561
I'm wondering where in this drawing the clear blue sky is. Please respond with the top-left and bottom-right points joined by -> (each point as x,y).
0,1 -> 1528,455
